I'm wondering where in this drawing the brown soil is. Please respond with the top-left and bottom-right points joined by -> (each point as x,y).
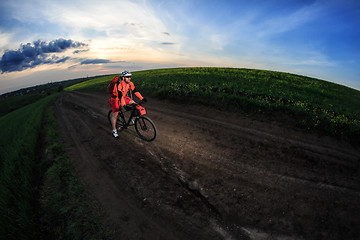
54,91 -> 360,240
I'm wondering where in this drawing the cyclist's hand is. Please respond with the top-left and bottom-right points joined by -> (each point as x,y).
142,98 -> 147,103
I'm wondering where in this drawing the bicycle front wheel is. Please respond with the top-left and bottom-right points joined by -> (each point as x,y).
135,116 -> 157,141
108,110 -> 125,132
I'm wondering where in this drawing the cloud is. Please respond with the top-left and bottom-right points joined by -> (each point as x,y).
255,3 -> 323,38
0,31 -> 13,50
80,59 -> 110,65
67,58 -> 129,70
0,38 -> 87,73
73,49 -> 89,54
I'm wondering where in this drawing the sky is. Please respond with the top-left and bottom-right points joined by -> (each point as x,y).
0,0 -> 360,94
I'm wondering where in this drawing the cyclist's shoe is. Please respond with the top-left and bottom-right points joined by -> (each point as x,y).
112,130 -> 118,138
129,117 -> 135,125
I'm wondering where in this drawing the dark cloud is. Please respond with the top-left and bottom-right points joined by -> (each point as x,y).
55,56 -> 71,63
161,42 -> 176,45
73,49 -> 89,54
0,38 -> 87,73
81,59 -> 110,65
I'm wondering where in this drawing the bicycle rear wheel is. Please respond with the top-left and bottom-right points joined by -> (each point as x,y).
108,110 -> 125,132
135,116 -> 157,141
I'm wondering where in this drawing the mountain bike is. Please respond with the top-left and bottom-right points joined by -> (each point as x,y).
108,101 -> 157,141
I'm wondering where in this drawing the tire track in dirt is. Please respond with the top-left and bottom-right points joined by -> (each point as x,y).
141,144 -> 241,239
147,102 -> 359,169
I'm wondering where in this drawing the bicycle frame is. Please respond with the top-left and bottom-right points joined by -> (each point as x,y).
117,103 -> 142,129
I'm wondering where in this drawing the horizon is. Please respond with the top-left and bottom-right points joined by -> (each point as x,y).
1,0 -> 360,94
3,67 -> 359,97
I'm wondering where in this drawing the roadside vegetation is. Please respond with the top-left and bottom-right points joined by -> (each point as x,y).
0,94 -> 58,239
0,93 -> 46,117
0,93 -> 109,239
67,67 -> 360,145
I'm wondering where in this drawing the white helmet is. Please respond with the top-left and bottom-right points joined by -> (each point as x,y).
121,70 -> 132,77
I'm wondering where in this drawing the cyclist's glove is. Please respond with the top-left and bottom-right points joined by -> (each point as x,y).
142,98 -> 147,103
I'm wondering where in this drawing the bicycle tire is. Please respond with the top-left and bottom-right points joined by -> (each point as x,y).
134,116 -> 157,141
108,110 -> 125,132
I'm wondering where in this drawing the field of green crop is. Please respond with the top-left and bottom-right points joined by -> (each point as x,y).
67,67 -> 360,144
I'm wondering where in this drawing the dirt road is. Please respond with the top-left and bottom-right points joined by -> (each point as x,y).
54,91 -> 360,240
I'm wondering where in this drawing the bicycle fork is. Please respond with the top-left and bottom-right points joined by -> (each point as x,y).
137,117 -> 149,131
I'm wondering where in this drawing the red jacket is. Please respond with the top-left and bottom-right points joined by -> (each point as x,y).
109,77 -> 143,106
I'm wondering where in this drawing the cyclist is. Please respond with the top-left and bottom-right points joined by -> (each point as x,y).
108,70 -> 147,137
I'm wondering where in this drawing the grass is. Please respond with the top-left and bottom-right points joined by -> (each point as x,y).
66,67 -> 360,144
0,94 -> 59,239
65,75 -> 114,92
0,93 -> 46,117
0,93 -> 110,239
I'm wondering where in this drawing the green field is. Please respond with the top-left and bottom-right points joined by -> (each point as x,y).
67,67 -> 360,144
